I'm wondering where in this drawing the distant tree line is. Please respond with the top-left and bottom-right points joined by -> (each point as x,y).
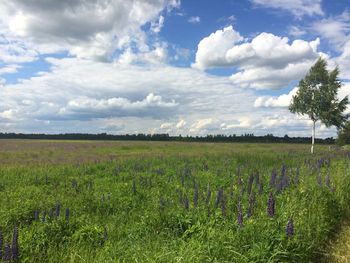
0,132 -> 335,144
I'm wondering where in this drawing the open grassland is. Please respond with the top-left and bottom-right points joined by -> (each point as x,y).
0,140 -> 349,262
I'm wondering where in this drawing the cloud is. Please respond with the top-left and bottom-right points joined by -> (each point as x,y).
189,118 -> 218,134
254,87 -> 298,107
193,26 -> 320,89
310,11 -> 350,50
188,16 -> 201,24
151,15 -> 165,33
288,26 -> 306,37
255,83 -> 350,115
59,93 -> 178,120
192,26 -> 243,70
250,0 -> 324,18
176,119 -> 186,129
0,0 -> 179,62
0,56 -> 342,137
0,64 -> 20,75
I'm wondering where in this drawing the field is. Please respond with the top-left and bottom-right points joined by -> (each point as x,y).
0,140 -> 349,262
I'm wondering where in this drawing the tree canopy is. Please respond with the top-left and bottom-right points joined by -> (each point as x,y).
289,58 -> 348,128
289,58 -> 349,153
337,121 -> 350,146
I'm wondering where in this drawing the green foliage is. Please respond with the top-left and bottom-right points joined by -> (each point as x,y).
0,142 -> 349,262
289,58 -> 348,127
337,121 -> 350,146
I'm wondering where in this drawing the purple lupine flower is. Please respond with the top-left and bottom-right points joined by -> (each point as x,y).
65,208 -> 70,221
240,185 -> 245,197
237,201 -> 243,227
247,173 -> 254,196
267,192 -> 275,217
55,203 -> 60,218
255,172 -> 260,185
258,182 -> 263,195
205,184 -> 211,206
49,208 -> 54,219
0,227 -> 3,260
184,196 -> 189,210
281,165 -> 286,178
34,210 -> 39,221
132,180 -> 136,194
286,218 -> 294,237
11,227 -> 19,261
179,191 -> 183,205
215,188 -> 223,209
294,167 -> 299,184
4,242 -> 11,262
270,169 -> 277,188
221,198 -> 226,217
281,173 -> 288,190
41,211 -> 46,222
247,193 -> 255,218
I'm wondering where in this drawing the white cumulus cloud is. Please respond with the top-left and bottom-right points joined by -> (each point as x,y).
193,26 -> 320,89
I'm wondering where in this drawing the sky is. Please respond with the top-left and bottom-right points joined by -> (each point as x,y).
0,0 -> 349,137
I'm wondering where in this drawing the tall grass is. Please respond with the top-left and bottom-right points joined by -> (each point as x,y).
0,142 -> 349,262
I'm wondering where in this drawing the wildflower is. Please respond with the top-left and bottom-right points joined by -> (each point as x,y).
215,188 -> 223,209
294,167 -> 299,184
247,193 -> 255,218
270,169 -> 277,188
65,208 -> 70,221
4,242 -> 11,262
34,210 -> 39,221
0,227 -> 3,259
247,173 -> 254,196
258,182 -> 263,195
55,203 -> 60,218
184,196 -> 189,210
221,198 -> 226,217
267,192 -> 275,217
49,208 -> 54,219
255,172 -> 260,185
41,211 -> 46,222
132,180 -> 136,194
286,218 -> 294,237
11,227 -> 19,261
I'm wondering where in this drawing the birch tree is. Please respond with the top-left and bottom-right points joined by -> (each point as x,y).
289,58 -> 349,154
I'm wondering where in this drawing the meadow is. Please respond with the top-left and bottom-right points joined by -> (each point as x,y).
0,140 -> 349,262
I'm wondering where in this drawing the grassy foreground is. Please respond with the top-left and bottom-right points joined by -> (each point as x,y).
0,140 -> 349,262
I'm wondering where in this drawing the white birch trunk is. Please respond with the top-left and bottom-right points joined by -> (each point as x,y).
311,120 -> 315,154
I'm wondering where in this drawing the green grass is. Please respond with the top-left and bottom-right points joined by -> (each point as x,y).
0,140 -> 349,262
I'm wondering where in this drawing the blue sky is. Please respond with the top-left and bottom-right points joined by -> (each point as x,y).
0,0 -> 349,137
